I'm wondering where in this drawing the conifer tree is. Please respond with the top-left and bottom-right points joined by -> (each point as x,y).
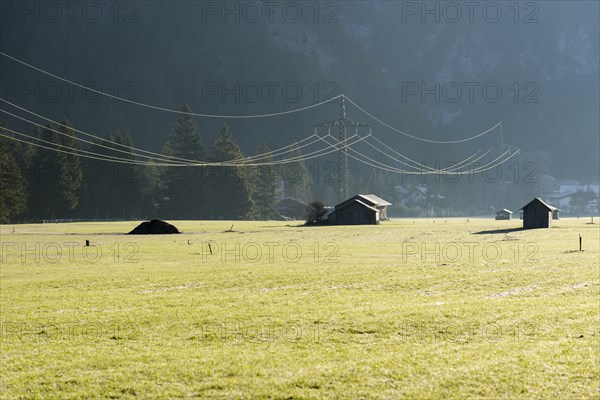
79,130 -> 141,218
160,104 -> 206,218
209,124 -> 254,219
55,118 -> 83,215
0,123 -> 27,223
281,142 -> 313,201
251,143 -> 277,219
112,132 -> 140,217
29,119 -> 82,218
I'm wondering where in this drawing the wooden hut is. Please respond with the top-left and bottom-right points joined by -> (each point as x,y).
329,198 -> 379,225
356,194 -> 392,220
552,208 -> 561,220
520,198 -> 554,229
495,209 -> 512,220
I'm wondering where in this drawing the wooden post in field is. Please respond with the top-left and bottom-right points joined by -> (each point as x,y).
85,240 -> 90,247
579,235 -> 582,252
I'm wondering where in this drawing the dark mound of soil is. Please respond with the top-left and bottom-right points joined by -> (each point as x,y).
128,219 -> 181,235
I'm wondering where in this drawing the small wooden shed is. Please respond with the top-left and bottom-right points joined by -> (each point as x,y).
495,209 -> 513,220
552,208 -> 560,220
329,198 -> 379,225
520,198 -> 554,229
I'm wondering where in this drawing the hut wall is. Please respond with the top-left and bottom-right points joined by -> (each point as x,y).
523,205 -> 551,229
335,202 -> 377,225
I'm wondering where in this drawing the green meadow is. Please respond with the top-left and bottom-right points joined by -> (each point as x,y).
1,218 -> 598,399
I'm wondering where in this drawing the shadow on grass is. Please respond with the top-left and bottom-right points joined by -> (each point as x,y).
472,227 -> 525,235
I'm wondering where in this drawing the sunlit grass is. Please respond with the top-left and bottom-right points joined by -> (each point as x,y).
1,218 -> 598,398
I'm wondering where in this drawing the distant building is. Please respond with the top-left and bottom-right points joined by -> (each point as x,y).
495,209 -> 512,220
552,208 -> 560,220
557,180 -> 599,194
545,192 -> 576,211
394,185 -> 409,197
558,179 -> 580,194
327,194 -> 392,225
545,187 -> 598,214
403,186 -> 429,206
520,198 -> 557,229
582,184 -> 600,194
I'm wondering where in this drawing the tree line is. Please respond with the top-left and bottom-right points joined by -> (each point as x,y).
2,104 -> 567,223
0,105 -> 319,223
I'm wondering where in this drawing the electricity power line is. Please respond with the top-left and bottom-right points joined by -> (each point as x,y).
2,52 -> 500,144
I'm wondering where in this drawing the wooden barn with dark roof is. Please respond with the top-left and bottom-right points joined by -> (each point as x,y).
327,194 -> 392,225
328,198 -> 379,225
520,198 -> 557,229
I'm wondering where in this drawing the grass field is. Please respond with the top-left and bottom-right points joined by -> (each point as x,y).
1,218 -> 599,399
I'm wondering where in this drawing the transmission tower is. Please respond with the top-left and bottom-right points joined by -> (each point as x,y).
339,97 -> 349,201
315,95 -> 371,202
498,123 -> 504,151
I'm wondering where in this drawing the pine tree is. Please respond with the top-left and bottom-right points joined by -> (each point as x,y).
112,132 -> 140,218
140,161 -> 163,217
251,143 -> 276,219
209,124 -> 254,219
55,118 -> 83,216
79,130 -> 141,219
160,104 -> 206,219
76,143 -> 98,218
365,169 -> 395,199
28,126 -> 57,218
78,133 -> 110,218
0,124 -> 27,223
281,142 -> 313,201
28,119 -> 82,219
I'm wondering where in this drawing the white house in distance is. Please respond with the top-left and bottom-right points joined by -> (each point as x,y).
400,186 -> 429,206
541,177 -> 599,214
558,180 -> 599,194
544,192 -> 575,210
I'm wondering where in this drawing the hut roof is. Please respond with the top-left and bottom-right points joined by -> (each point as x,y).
520,197 -> 557,211
358,194 -> 392,207
354,199 -> 379,212
335,198 -> 379,213
497,209 -> 513,214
